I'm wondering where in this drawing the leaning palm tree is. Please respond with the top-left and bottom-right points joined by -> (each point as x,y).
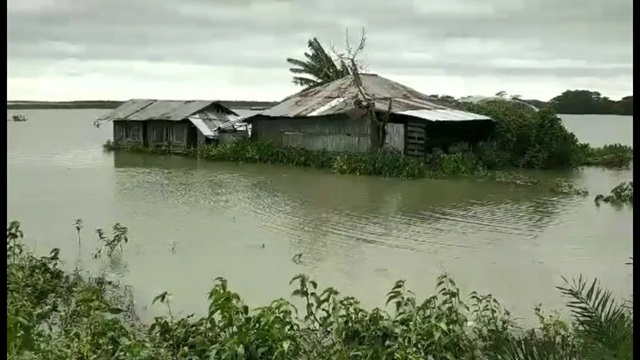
286,37 -> 350,89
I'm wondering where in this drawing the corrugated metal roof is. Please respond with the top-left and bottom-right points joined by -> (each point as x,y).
188,111 -> 239,138
189,118 -> 216,137
247,74 -> 492,122
95,99 -> 239,122
215,108 -> 264,132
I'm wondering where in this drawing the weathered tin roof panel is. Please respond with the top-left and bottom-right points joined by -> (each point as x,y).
188,118 -> 216,137
249,74 -> 492,122
96,99 -> 239,122
400,109 -> 492,121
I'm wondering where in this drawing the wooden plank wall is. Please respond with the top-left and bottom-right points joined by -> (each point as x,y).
404,121 -> 426,158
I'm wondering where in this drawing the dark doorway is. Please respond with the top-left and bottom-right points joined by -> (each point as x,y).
187,125 -> 198,148
142,123 -> 149,146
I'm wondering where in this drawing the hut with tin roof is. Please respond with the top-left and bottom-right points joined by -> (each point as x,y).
95,99 -> 240,153
243,74 -> 495,158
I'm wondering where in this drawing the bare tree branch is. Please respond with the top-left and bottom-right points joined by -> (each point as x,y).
329,28 -> 391,151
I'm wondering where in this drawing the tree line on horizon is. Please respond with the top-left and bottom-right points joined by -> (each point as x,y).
427,91 -> 633,116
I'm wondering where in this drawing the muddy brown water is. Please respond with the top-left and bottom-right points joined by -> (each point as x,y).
7,110 -> 633,324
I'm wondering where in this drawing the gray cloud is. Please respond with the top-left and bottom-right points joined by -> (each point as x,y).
7,0 -> 633,94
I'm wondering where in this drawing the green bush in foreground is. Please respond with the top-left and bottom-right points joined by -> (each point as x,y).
7,220 -> 633,359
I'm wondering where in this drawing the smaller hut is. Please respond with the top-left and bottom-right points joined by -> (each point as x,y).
95,99 -> 239,152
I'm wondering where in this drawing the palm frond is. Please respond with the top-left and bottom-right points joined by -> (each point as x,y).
291,76 -> 320,88
494,330 -> 581,360
556,276 -> 633,359
287,37 -> 352,88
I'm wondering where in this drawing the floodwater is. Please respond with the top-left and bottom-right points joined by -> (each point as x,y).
7,110 -> 633,324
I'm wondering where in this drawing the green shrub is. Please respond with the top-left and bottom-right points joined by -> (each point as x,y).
595,181 -> 633,208
459,102 -> 581,169
577,143 -> 633,169
7,220 -> 633,360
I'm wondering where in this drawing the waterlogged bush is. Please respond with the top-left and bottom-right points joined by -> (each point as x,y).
595,181 -> 634,208
460,102 -> 580,169
426,146 -> 488,177
577,143 -> 634,169
459,101 -> 633,170
103,140 -> 153,154
194,141 -> 427,179
331,150 -> 426,178
7,220 -> 634,359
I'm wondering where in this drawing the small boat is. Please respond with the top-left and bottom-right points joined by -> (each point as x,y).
12,114 -> 28,122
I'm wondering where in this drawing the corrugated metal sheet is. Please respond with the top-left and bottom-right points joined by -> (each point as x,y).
248,74 -> 492,122
217,116 -> 248,131
95,99 -> 239,122
188,112 -> 239,138
400,109 -> 491,121
188,118 -> 216,137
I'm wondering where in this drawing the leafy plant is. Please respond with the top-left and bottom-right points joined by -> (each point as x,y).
93,223 -> 129,259
595,181 -> 633,208
7,220 -> 632,359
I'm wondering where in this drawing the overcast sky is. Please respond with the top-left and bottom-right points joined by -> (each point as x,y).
7,0 -> 633,102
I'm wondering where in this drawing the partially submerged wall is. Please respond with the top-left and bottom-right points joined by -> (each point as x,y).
145,121 -> 190,152
113,121 -> 144,145
219,131 -> 248,144
252,115 -> 371,153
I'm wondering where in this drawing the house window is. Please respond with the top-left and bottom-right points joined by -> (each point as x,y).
129,123 -> 140,140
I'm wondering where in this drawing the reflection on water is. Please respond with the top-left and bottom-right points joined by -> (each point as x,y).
7,109 -> 633,324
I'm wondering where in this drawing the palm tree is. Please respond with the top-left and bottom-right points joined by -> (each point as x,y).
286,37 -> 350,89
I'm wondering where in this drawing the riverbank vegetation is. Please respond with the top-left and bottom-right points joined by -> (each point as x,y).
7,220 -> 633,359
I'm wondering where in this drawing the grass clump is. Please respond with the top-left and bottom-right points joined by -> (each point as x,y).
548,180 -> 589,197
191,141 -> 427,178
576,143 -> 634,169
7,220 -> 634,360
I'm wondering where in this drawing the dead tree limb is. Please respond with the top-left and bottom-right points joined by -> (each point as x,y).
330,28 -> 390,151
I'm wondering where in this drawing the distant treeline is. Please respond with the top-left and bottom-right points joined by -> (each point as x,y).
6,100 -> 279,110
431,90 -> 633,116
7,90 -> 633,115
547,90 -> 632,116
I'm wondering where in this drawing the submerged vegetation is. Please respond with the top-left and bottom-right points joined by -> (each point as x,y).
7,220 -> 634,359
8,114 -> 28,122
595,181 -> 634,208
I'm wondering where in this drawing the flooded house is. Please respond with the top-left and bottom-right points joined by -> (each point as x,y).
96,99 -> 240,152
243,74 -> 495,158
